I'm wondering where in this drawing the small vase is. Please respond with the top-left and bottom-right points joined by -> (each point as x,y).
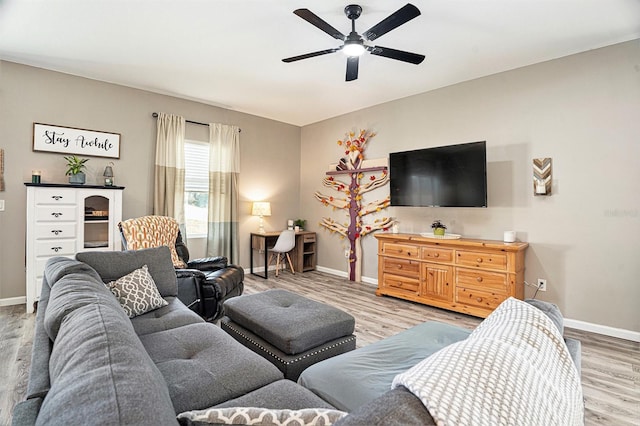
69,172 -> 86,185
433,227 -> 446,236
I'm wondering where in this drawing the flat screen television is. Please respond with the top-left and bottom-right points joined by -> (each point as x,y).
389,141 -> 487,207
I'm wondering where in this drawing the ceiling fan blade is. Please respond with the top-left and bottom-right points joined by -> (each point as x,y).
363,3 -> 421,41
368,45 -> 425,64
346,56 -> 359,81
282,48 -> 341,63
294,9 -> 345,40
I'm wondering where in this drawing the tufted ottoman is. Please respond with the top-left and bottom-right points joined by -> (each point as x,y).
220,289 -> 356,381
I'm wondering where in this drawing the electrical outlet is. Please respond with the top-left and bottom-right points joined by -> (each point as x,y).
537,278 -> 547,292
0,200 -> 4,211
344,249 -> 350,258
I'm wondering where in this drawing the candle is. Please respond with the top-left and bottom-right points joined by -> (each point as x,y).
535,180 -> 546,194
31,170 -> 41,184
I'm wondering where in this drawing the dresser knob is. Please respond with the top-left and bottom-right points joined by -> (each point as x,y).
397,265 -> 403,269
476,258 -> 483,263
51,195 -> 63,201
476,297 -> 483,303
434,253 -> 439,258
51,247 -> 62,252
476,276 -> 483,282
51,230 -> 62,235
51,212 -> 62,218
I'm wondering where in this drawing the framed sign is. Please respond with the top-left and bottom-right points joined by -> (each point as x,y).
33,123 -> 121,159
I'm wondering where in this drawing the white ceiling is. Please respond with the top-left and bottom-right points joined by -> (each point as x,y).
1,0 -> 639,126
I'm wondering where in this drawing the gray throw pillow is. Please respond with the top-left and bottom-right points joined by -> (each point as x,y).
107,265 -> 168,318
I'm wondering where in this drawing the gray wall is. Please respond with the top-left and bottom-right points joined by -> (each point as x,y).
300,40 -> 640,333
0,61 -> 300,300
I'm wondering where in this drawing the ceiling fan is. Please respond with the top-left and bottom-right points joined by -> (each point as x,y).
282,3 -> 425,82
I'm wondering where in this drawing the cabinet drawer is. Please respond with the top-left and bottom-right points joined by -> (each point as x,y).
303,234 -> 316,243
456,287 -> 505,311
35,222 -> 77,239
35,205 -> 77,222
456,250 -> 507,271
457,268 -> 507,292
381,257 -> 420,278
382,273 -> 420,294
35,188 -> 76,204
381,242 -> 420,259
36,240 -> 76,256
421,247 -> 453,262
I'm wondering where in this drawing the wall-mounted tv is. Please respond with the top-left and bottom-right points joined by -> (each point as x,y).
389,141 -> 487,207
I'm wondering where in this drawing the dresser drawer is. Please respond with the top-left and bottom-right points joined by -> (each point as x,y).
456,287 -> 505,311
36,240 -> 77,256
381,242 -> 420,260
303,234 -> 316,243
35,188 -> 76,204
456,250 -> 507,271
457,268 -> 508,292
421,247 -> 453,262
35,222 -> 77,239
381,257 -> 420,278
35,205 -> 77,222
382,273 -> 420,295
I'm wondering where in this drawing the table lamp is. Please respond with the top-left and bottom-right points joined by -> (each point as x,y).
251,201 -> 271,234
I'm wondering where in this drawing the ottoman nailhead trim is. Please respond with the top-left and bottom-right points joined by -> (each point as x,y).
223,321 -> 356,366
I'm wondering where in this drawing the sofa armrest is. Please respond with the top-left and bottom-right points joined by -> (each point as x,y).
186,256 -> 228,271
176,269 -> 206,311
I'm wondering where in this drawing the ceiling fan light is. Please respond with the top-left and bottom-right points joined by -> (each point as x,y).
343,42 -> 365,57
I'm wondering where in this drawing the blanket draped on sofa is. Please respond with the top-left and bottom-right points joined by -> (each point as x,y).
393,298 -> 583,426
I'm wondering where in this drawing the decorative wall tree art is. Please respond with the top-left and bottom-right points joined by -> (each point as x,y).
315,130 -> 394,282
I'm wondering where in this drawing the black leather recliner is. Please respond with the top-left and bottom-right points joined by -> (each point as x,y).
118,217 -> 243,321
173,230 -> 244,321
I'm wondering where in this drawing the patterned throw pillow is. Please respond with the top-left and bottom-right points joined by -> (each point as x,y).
177,407 -> 347,426
107,265 -> 168,318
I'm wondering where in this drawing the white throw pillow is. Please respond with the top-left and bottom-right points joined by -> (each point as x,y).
177,406 -> 347,426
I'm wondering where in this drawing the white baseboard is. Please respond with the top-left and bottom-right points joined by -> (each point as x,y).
564,318 -> 640,342
0,296 -> 26,307
315,266 -> 639,342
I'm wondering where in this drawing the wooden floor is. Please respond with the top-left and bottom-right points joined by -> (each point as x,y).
2,270 -> 638,425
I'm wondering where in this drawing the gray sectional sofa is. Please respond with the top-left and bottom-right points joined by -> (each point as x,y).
13,245 -> 583,425
11,247 -> 335,425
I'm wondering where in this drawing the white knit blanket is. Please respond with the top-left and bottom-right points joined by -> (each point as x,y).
392,298 -> 583,426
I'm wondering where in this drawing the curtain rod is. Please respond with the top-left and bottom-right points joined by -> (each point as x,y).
152,112 -> 241,132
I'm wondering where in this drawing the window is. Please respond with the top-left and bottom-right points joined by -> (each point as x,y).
184,141 -> 209,237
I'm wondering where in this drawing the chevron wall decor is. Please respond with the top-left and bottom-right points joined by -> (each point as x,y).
533,157 -> 552,196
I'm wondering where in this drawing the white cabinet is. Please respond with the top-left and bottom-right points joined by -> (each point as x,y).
25,184 -> 124,313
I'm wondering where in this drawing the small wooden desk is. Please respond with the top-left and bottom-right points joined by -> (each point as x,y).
250,231 -> 316,279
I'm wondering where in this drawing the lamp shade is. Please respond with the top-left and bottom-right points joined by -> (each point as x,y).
103,166 -> 114,177
251,201 -> 271,217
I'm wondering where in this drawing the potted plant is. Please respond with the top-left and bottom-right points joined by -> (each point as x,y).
431,219 -> 447,236
294,219 -> 306,231
64,155 -> 89,184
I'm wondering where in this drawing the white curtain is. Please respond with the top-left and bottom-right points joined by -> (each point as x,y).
207,123 -> 240,263
154,113 -> 187,234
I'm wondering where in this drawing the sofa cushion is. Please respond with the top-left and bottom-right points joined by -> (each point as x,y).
131,296 -> 204,336
38,301 -> 178,425
333,386 -> 435,426
44,262 -> 124,341
44,256 -> 104,291
107,264 -> 168,318
76,246 -> 178,297
138,322 -> 284,413
177,406 -> 347,426
212,380 -> 336,410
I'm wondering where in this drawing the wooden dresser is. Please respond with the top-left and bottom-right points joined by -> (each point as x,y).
375,233 -> 528,318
